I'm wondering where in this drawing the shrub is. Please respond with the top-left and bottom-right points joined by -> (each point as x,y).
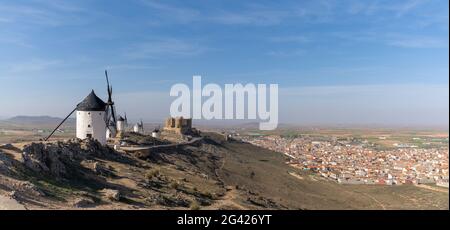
190,201 -> 200,210
145,168 -> 160,180
169,181 -> 180,190
204,191 -> 215,199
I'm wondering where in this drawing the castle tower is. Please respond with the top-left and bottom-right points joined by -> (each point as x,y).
76,90 -> 107,145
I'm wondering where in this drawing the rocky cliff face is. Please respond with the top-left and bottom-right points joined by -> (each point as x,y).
21,139 -> 117,179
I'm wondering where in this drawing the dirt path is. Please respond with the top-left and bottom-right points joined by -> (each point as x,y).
415,184 -> 449,193
288,171 -> 304,180
0,195 -> 26,210
361,193 -> 387,210
207,148 -> 247,210
337,186 -> 387,210
207,186 -> 246,210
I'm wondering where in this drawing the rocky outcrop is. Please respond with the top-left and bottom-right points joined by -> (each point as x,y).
20,139 -> 116,179
0,151 -> 12,174
71,197 -> 95,208
146,193 -> 190,207
101,189 -> 121,201
22,142 -> 68,177
15,181 -> 45,197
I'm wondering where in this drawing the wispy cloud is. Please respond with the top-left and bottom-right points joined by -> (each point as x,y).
139,0 -> 200,24
268,35 -> 310,43
211,8 -> 290,26
138,1 -> 320,26
267,49 -> 306,57
105,64 -> 163,70
0,32 -> 33,48
0,1 -> 92,26
391,0 -> 427,17
0,58 -> 62,76
386,35 -> 448,48
124,38 -> 208,59
332,30 -> 448,49
347,0 -> 426,16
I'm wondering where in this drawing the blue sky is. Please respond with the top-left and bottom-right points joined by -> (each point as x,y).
0,0 -> 448,126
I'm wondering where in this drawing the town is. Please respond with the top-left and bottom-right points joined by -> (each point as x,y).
239,134 -> 449,187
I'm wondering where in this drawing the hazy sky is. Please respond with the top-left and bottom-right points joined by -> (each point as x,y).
0,0 -> 448,126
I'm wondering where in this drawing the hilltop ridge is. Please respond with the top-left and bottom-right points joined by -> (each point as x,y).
0,132 -> 448,210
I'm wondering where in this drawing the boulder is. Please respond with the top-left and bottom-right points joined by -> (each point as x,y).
71,197 -> 95,208
101,189 -> 121,201
8,190 -> 18,199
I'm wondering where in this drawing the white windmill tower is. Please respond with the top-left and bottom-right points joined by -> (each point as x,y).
116,116 -> 126,132
75,90 -> 107,144
133,120 -> 144,134
45,70 -> 117,145
152,126 -> 161,138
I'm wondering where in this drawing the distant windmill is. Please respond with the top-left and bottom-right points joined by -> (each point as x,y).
45,70 -> 116,144
133,119 -> 144,134
152,125 -> 161,138
124,112 -> 128,128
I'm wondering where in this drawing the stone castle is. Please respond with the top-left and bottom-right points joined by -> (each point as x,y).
164,117 -> 192,135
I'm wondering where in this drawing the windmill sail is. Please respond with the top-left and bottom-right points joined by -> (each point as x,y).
105,70 -> 117,135
45,107 -> 77,141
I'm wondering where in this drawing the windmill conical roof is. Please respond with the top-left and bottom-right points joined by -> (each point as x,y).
76,90 -> 107,111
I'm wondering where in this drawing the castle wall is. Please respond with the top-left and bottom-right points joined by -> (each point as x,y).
163,117 -> 192,135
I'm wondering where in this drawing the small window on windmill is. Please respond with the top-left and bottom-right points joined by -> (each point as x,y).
88,112 -> 91,115
88,124 -> 91,128
86,134 -> 92,138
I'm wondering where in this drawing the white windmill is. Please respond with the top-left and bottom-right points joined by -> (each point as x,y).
133,120 -> 144,134
45,70 -> 118,145
152,126 -> 161,138
116,116 -> 125,132
75,90 -> 107,144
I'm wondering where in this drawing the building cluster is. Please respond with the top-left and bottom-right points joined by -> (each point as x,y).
241,135 -> 449,187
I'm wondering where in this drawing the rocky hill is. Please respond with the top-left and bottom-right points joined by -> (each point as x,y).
0,133 -> 448,210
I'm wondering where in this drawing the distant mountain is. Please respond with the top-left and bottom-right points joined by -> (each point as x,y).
5,116 -> 75,125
